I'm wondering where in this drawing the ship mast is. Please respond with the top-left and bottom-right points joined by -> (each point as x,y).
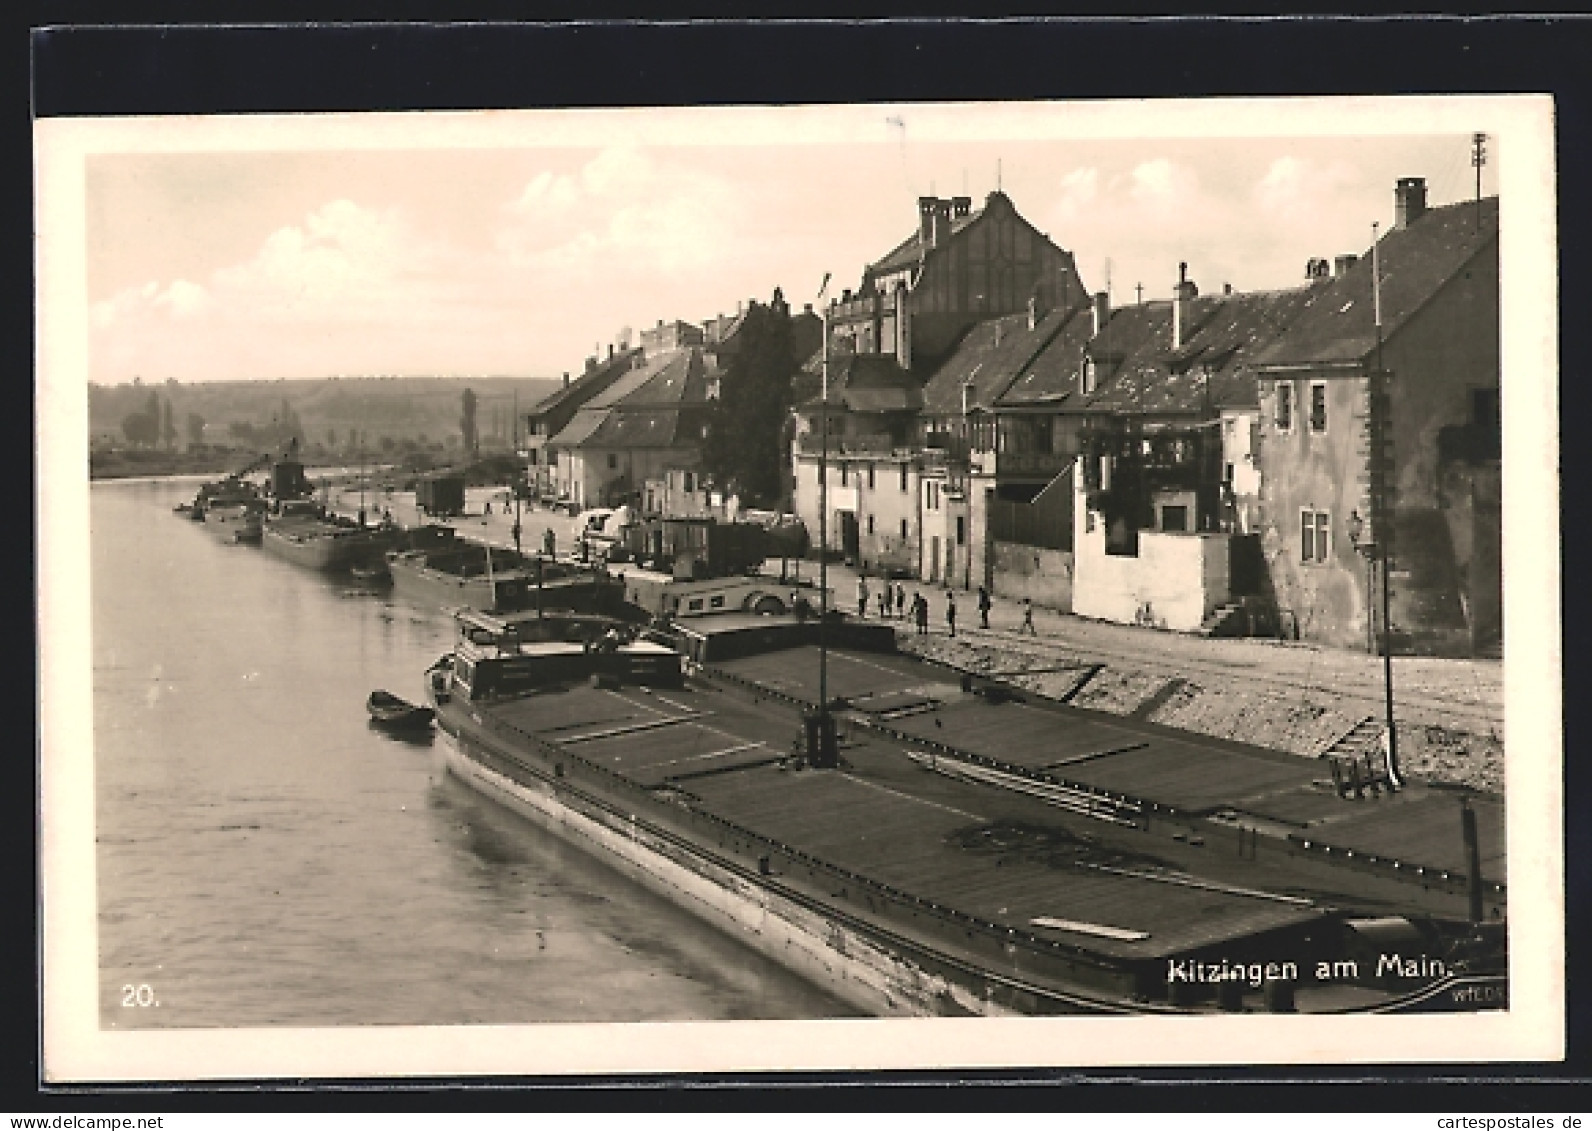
512,389 -> 523,557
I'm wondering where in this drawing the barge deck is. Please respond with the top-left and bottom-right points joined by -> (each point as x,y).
432,616 -> 1506,1016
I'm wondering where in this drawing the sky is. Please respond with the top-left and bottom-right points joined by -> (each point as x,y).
80,108 -> 1498,386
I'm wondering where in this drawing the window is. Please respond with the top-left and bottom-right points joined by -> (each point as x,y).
955,516 -> 966,545
926,482 -> 939,510
683,472 -> 694,493
1276,382 -> 1294,432
900,519 -> 909,540
1161,504 -> 1189,532
841,464 -> 849,486
1300,509 -> 1331,563
899,464 -> 909,492
607,453 -> 618,470
867,464 -> 875,490
1309,382 -> 1327,433
866,514 -> 875,535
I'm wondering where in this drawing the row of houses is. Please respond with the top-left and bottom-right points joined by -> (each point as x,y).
522,294 -> 822,515
521,176 -> 1500,658
786,180 -> 1500,657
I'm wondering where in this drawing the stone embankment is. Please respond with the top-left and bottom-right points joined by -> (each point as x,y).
895,631 -> 1503,794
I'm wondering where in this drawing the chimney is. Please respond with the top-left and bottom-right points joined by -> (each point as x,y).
1092,291 -> 1110,336
951,195 -> 972,219
1394,176 -> 1427,230
1334,254 -> 1359,277
803,303 -> 813,314
919,196 -> 938,248
608,343 -> 614,359
1223,282 -> 1233,295
1172,262 -> 1198,349
585,356 -> 596,375
562,371 -> 570,388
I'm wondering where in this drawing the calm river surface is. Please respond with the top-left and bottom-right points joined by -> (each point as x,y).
91,477 -> 852,1028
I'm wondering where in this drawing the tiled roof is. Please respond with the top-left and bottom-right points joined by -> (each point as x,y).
1063,283 -> 1324,415
616,349 -> 707,407
1251,196 -> 1498,369
920,305 -> 1083,415
527,347 -> 644,417
547,407 -> 609,448
582,409 -> 693,450
796,353 -> 922,413
997,306 -> 1098,407
866,205 -> 986,278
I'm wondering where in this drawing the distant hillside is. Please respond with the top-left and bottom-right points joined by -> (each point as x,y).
89,375 -> 563,456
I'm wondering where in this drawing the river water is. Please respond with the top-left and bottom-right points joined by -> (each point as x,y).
91,477 -> 852,1028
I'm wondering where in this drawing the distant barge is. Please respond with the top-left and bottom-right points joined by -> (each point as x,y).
261,500 -> 400,574
427,612 -> 1507,1017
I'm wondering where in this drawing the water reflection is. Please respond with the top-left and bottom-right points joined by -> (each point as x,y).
91,477 -> 854,1028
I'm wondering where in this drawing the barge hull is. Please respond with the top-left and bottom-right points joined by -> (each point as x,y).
436,725 -> 1131,1018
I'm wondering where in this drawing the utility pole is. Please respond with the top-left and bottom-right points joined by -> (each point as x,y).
803,273 -> 838,768
1371,220 -> 1402,789
1134,282 -> 1144,306
1472,132 -> 1488,234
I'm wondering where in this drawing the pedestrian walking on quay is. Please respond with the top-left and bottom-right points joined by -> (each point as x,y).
945,590 -> 957,638
878,588 -> 891,618
977,585 -> 992,629
856,575 -> 870,618
1021,597 -> 1037,635
913,592 -> 928,635
894,582 -> 906,619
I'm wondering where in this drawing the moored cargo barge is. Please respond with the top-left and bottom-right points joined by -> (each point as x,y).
426,614 -> 1507,1017
261,500 -> 401,573
386,527 -> 624,616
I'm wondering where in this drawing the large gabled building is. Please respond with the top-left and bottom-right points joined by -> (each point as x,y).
794,190 -> 1088,575
524,344 -> 645,501
826,190 -> 1087,371
546,345 -> 711,511
1249,180 -> 1500,656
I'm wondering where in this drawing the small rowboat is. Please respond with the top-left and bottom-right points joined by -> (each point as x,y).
366,689 -> 435,730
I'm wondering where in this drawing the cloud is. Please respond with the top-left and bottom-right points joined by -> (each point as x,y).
1252,156 -> 1362,221
497,147 -> 744,277
153,278 -> 212,318
1128,158 -> 1201,213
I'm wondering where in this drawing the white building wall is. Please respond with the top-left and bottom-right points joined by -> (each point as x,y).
851,458 -> 920,575
1073,485 -> 1232,631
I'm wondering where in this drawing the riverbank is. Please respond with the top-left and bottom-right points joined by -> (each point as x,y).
89,449 -> 242,481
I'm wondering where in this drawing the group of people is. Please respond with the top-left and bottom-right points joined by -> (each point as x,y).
853,576 -> 1039,637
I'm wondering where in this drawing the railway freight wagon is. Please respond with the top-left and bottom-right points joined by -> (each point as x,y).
619,517 -> 767,579
416,473 -> 466,518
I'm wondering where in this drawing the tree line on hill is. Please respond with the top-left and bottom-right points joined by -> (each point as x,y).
89,375 -> 561,462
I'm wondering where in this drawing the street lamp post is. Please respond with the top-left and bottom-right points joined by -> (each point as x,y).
1347,510 -> 1374,655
